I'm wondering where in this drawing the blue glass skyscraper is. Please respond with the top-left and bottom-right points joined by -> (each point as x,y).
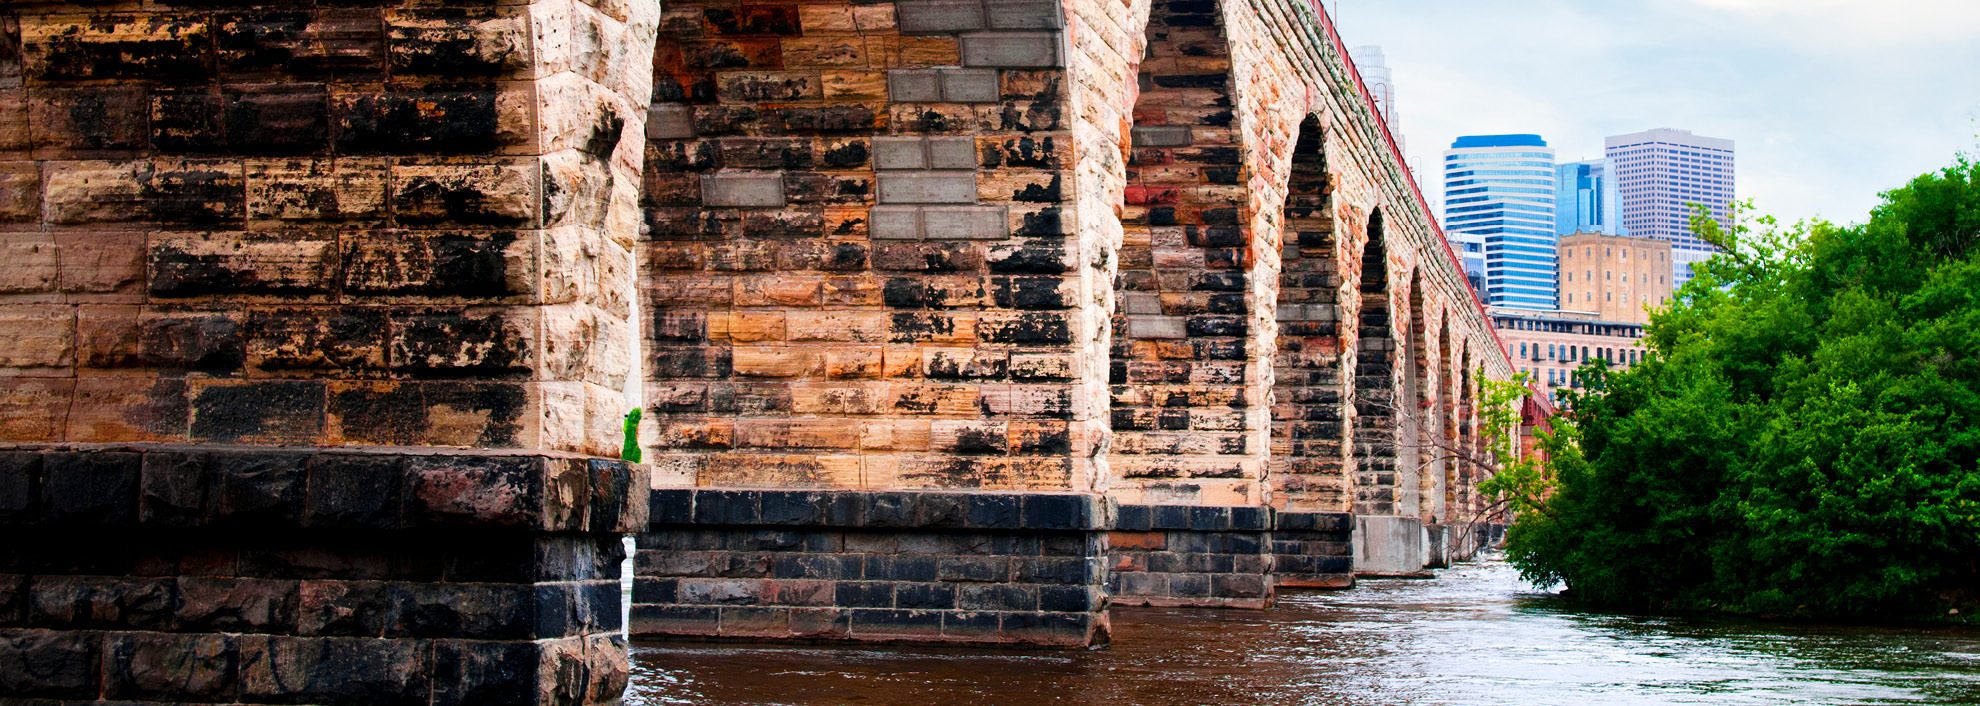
1554,159 -> 1623,236
1443,134 -> 1557,310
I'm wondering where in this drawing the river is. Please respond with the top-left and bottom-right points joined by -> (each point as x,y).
624,556 -> 1980,705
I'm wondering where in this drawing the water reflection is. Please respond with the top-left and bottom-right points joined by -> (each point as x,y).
628,557 -> 1980,705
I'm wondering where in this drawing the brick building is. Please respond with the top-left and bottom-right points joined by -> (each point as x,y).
1558,230 -> 1673,324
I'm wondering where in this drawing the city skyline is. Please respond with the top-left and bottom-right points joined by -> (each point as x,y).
1334,0 -> 1980,227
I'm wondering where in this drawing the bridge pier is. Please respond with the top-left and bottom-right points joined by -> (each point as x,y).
0,448 -> 645,703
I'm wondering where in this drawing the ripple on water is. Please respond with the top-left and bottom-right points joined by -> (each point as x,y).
627,557 -> 1980,706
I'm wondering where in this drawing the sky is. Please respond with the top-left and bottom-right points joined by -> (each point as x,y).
1330,0 -> 1980,226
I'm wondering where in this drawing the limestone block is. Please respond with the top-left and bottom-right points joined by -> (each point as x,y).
959,33 -> 1062,68
700,172 -> 786,208
0,305 -> 73,369
895,1 -> 986,34
20,14 -> 214,82
148,232 -> 339,298
936,69 -> 998,103
986,1 -> 1065,30
246,160 -> 390,222
873,137 -> 928,170
886,70 -> 941,103
648,104 -> 694,139
392,163 -> 539,226
387,309 -> 538,376
385,7 -> 533,77
0,234 -> 57,293
877,172 -> 977,204
0,377 -> 72,442
43,159 -> 244,226
67,376 -> 189,443
28,87 -> 151,153
342,230 -> 536,301
923,206 -> 1008,240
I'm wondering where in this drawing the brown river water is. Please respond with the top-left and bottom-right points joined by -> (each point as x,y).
623,556 -> 1980,705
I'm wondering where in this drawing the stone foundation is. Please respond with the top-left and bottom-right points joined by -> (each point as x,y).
631,489 -> 1107,647
1352,515 -> 1430,576
1105,505 -> 1273,608
1272,511 -> 1355,588
0,446 -> 644,704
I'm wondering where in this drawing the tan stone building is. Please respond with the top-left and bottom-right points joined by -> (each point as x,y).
1491,308 -> 1647,396
1558,231 -> 1673,324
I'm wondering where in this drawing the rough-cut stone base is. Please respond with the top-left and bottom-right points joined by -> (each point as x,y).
1271,511 -> 1354,588
1106,505 -> 1273,609
0,446 -> 645,705
631,489 -> 1107,648
1353,515 -> 1430,577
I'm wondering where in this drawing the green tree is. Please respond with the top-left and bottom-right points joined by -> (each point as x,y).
1502,156 -> 1980,619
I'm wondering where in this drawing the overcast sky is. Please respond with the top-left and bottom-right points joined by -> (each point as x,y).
1330,0 -> 1980,226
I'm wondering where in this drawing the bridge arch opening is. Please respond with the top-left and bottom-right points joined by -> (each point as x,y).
1109,0 -> 1257,506
1351,209 -> 1396,519
1270,114 -> 1347,514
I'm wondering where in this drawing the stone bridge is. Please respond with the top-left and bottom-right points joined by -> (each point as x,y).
0,0 -> 1513,701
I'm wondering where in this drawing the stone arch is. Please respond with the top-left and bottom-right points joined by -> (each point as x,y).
1406,275 -> 1442,526
1109,0 -> 1259,505
1435,315 -> 1458,524
1269,113 -> 1347,513
1350,209 -> 1396,517
1456,343 -> 1479,522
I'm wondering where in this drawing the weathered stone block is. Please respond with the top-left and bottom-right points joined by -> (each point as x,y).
886,70 -> 942,102
938,69 -> 1000,103
700,172 -> 786,207
959,33 -> 1062,68
922,205 -> 1008,240
895,1 -> 986,34
878,172 -> 978,204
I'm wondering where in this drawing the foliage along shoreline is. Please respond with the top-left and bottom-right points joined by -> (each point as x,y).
1489,155 -> 1980,624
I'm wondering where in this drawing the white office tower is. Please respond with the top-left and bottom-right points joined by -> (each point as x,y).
1605,128 -> 1735,286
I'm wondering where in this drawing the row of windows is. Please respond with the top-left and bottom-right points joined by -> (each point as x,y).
1514,342 -> 1644,366
1495,317 -> 1645,337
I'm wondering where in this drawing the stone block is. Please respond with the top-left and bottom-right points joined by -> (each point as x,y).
877,172 -> 977,204
406,455 -> 546,529
1128,315 -> 1187,340
959,33 -> 1062,68
41,452 -> 141,526
986,0 -> 1065,29
237,635 -> 426,706
927,136 -> 977,169
873,137 -> 928,170
895,1 -> 986,33
392,163 -> 538,226
886,70 -> 942,102
1133,125 -> 1194,147
0,628 -> 100,698
104,632 -> 238,702
938,69 -> 1000,103
870,206 -> 923,239
649,103 -> 695,139
922,205 -> 1007,240
304,454 -> 404,530
700,172 -> 786,207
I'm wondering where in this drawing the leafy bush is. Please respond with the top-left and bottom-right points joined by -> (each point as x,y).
1503,157 -> 1980,619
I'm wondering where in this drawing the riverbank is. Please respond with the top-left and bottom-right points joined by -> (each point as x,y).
626,556 -> 1980,705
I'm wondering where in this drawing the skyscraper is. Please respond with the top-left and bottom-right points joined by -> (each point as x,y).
1350,45 -> 1401,149
1443,134 -> 1558,310
1555,159 -> 1623,236
1605,128 -> 1735,285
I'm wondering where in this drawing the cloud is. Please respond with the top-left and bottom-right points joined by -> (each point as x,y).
1336,0 -> 1980,227
1682,0 -> 1980,48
